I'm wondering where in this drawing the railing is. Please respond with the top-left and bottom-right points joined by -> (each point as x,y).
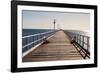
22,30 -> 57,53
64,30 -> 90,59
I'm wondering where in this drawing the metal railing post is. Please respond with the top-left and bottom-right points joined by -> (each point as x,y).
65,30 -> 90,59
22,30 -> 57,53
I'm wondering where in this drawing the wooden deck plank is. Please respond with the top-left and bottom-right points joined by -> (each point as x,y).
23,30 -> 83,62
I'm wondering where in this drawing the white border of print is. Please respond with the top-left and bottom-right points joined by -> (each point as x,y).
17,5 -> 94,68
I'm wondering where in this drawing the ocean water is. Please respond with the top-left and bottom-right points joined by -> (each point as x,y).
22,29 -> 53,36
22,29 -> 90,53
22,29 -> 54,53
65,30 -> 90,36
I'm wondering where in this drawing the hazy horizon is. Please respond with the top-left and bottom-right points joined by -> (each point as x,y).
22,10 -> 90,32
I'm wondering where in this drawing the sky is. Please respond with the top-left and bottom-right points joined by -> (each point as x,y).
22,10 -> 90,31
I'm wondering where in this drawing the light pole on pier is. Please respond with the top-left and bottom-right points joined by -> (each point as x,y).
54,19 -> 56,31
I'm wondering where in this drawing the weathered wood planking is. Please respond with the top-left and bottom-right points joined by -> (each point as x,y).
23,31 -> 83,62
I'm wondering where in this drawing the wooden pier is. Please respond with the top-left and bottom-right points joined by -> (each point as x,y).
23,30 -> 83,62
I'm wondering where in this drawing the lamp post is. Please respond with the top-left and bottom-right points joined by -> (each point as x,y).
54,19 -> 56,31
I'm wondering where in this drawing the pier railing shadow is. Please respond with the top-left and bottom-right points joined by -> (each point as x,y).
64,30 -> 90,59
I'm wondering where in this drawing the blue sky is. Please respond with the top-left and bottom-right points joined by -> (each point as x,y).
22,10 -> 90,31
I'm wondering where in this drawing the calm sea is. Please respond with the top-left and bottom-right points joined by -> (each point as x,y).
64,30 -> 89,36
22,29 -> 53,36
22,29 -> 54,53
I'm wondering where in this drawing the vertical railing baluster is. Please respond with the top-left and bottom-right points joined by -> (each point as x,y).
80,35 -> 82,46
65,31 -> 90,59
77,35 -> 78,43
79,35 -> 81,44
82,36 -> 84,48
76,35 -> 78,43
27,37 -> 29,50
87,37 -> 89,52
33,36 -> 34,46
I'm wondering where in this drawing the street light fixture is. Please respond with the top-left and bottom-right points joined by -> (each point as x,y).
53,19 -> 56,31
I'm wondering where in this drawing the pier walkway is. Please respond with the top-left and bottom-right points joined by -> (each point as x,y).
23,30 -> 84,62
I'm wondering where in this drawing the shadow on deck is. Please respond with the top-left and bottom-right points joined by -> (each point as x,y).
22,30 -> 84,62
